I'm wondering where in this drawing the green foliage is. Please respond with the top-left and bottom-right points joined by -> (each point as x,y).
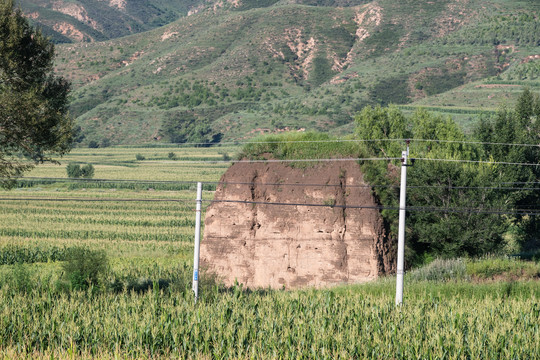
369,75 -> 411,105
135,153 -> 146,160
355,105 -> 409,157
66,163 -> 81,178
18,0 -> 199,43
441,13 -> 540,47
310,56 -> 335,87
66,163 -> 94,178
61,247 -> 109,290
473,88 -> 540,249
88,140 -> 99,149
466,257 -> 540,279
238,132 -> 363,163
407,258 -> 468,282
80,164 -> 95,178
0,244 -> 69,265
233,0 -> 281,11
161,112 -> 222,145
363,23 -> 404,57
24,0 -> 538,146
421,71 -> 467,96
0,0 -> 73,188
355,105 -> 522,264
1,279 -> 540,358
5,263 -> 33,293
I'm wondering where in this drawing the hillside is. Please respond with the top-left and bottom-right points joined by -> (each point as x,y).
18,0 -> 204,43
46,0 -> 540,145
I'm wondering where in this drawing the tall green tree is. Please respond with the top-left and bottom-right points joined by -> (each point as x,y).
0,0 -> 72,188
474,88 -> 540,251
356,107 -> 509,265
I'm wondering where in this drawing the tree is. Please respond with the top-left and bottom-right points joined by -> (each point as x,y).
473,89 -> 540,251
66,163 -> 94,178
356,107 -> 510,265
80,164 -> 94,178
0,0 -> 72,188
66,163 -> 81,178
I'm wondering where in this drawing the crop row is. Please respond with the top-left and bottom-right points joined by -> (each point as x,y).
0,282 -> 538,359
0,228 -> 194,243
0,212 -> 196,228
0,201 -> 199,215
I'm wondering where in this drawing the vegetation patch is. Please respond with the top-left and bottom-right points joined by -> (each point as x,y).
237,132 -> 364,164
467,257 -> 540,281
369,75 -> 411,105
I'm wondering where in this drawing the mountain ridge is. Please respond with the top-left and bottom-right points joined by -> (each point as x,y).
22,0 -> 540,145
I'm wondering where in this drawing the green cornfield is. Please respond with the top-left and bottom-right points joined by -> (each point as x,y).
0,146 -> 539,359
0,281 -> 539,359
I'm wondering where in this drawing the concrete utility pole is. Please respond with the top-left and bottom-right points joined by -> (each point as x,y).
395,141 -> 410,305
192,182 -> 203,303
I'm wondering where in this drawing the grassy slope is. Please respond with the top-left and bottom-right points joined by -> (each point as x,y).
52,0 -> 540,145
19,0 -> 204,43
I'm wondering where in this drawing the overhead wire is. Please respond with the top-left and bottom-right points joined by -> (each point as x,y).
1,195 -> 539,216
31,157 -> 534,166
413,157 -> 540,167
111,138 -> 540,148
15,177 -> 540,191
203,199 -> 540,216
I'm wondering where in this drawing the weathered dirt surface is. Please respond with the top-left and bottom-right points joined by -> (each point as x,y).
201,161 -> 394,289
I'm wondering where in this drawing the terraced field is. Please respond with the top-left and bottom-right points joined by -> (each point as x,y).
0,146 -> 539,358
0,146 -> 227,302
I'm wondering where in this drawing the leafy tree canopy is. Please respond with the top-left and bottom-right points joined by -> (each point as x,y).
0,0 -> 72,188
355,95 -> 539,266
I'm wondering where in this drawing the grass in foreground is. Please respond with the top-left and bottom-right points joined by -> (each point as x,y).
0,276 -> 539,359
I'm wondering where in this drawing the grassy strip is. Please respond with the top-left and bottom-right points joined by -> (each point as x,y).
237,132 -> 364,164
407,257 -> 540,282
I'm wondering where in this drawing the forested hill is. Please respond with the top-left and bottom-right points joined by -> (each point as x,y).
28,0 -> 540,146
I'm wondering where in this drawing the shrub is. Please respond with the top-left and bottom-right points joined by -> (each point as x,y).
61,247 -> 109,290
135,154 -> 145,161
88,140 -> 99,148
466,257 -> 540,279
407,258 -> 468,282
67,163 -> 94,178
168,152 -> 176,160
66,163 -> 81,178
80,164 -> 95,178
218,151 -> 231,161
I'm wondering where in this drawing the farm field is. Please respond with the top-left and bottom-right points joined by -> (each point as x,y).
0,146 -> 539,358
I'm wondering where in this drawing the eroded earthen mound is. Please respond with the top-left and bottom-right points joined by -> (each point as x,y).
201,161 -> 394,289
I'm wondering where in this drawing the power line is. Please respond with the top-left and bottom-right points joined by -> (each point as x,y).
1,196 -> 539,216
229,157 -> 399,163
213,181 -> 540,191
413,157 -> 540,167
107,157 -> 540,165
116,138 -> 540,148
0,197 -> 193,204
19,177 -> 200,185
16,177 -> 540,191
203,199 -> 540,216
411,138 -> 540,148
95,157 -> 399,165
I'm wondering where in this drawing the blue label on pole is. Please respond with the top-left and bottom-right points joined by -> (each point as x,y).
194,270 -> 198,281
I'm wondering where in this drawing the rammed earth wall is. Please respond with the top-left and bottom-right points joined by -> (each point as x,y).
201,161 -> 394,289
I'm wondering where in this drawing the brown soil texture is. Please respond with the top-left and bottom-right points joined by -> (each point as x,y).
201,161 -> 394,289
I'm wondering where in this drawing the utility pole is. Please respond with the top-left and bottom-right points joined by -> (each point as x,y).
192,182 -> 203,303
395,140 -> 410,305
